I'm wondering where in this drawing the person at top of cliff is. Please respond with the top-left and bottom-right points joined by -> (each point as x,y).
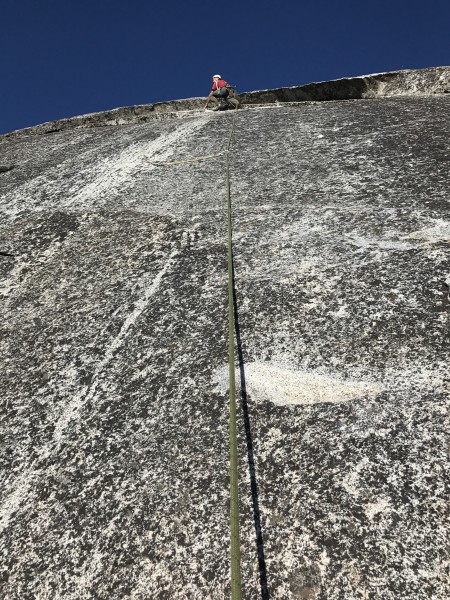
205,75 -> 239,111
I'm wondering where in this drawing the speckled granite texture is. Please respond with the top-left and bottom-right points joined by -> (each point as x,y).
0,69 -> 449,599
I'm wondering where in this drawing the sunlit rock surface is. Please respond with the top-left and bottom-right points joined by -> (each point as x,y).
0,67 -> 449,599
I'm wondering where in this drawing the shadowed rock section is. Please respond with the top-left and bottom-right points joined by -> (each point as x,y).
0,68 -> 449,599
241,65 -> 450,104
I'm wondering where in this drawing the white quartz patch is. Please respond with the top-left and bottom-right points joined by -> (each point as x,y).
214,362 -> 382,406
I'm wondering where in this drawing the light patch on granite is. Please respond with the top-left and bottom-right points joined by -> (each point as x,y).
341,458 -> 371,497
214,362 -> 382,406
70,117 -> 208,205
346,234 -> 417,251
244,363 -> 382,406
364,497 -> 391,520
0,471 -> 31,533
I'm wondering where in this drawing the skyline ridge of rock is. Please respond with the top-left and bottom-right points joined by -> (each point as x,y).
2,65 -> 449,138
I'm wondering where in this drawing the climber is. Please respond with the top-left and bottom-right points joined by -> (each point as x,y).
205,75 -> 239,111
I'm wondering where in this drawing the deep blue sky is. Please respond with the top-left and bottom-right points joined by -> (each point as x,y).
1,0 -> 449,134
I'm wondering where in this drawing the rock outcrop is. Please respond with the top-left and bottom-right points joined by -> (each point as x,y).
3,66 -> 450,138
0,67 -> 449,599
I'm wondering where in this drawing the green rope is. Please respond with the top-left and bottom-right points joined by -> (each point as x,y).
144,108 -> 243,598
225,109 -> 242,600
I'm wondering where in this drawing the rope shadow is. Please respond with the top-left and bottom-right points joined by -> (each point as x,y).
231,256 -> 270,600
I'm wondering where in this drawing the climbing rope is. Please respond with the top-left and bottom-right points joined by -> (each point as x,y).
225,108 -> 242,600
145,108 -> 243,599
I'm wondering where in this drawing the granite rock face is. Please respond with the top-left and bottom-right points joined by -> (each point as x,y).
0,68 -> 449,599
